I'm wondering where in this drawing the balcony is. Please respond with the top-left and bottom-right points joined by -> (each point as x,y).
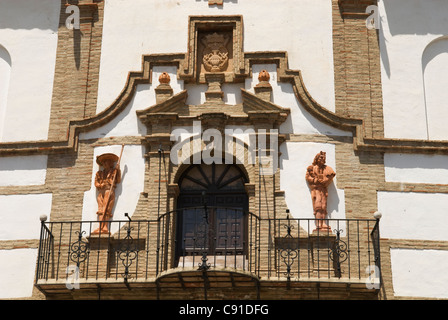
35,207 -> 381,300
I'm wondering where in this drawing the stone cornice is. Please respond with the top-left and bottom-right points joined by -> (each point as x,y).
137,88 -> 290,131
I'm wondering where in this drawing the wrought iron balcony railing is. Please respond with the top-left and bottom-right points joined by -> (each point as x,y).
35,207 -> 381,289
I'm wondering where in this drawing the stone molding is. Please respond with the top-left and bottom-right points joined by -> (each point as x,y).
1,14 -> 448,156
337,0 -> 376,17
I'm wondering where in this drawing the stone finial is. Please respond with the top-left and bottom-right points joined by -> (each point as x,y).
254,69 -> 272,101
258,69 -> 270,82
374,211 -> 382,220
159,72 -> 171,84
155,72 -> 173,103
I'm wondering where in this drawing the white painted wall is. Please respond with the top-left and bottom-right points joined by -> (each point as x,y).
82,145 -> 146,234
280,142 -> 346,232
378,0 -> 448,140
423,37 -> 448,140
0,193 -> 52,241
0,155 -> 48,186
85,63 -> 351,142
0,45 -> 11,141
185,82 -> 246,106
80,67 -> 183,140
384,153 -> 448,184
378,191 -> 448,241
248,64 -> 351,137
0,0 -> 60,142
97,0 -> 336,114
390,248 -> 448,298
0,248 -> 38,299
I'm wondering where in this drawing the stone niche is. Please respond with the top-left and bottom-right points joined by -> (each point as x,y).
198,30 -> 234,79
183,16 -> 244,85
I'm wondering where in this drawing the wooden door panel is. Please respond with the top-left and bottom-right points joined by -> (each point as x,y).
177,164 -> 248,256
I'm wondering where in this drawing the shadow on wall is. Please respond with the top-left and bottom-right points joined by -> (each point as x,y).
0,0 -> 60,31
0,45 -> 11,141
379,0 -> 448,79
195,0 -> 238,4
0,45 -> 11,66
279,142 -> 343,222
422,36 -> 448,140
382,0 -> 448,36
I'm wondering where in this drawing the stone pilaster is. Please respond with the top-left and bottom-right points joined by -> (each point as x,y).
332,0 -> 384,139
48,0 -> 105,140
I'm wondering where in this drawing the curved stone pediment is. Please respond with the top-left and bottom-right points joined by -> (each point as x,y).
136,88 -> 290,126
2,14 -> 448,156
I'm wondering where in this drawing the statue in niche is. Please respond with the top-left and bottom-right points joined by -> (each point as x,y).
93,152 -> 122,234
202,32 -> 229,72
305,151 -> 336,231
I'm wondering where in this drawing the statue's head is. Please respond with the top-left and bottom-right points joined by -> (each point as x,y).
312,151 -> 326,166
96,153 -> 119,169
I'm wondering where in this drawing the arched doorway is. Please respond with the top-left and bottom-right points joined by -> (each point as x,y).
176,162 -> 249,259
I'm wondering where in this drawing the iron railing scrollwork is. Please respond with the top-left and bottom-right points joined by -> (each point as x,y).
196,208 -> 211,272
116,225 -> 138,283
69,230 -> 88,268
36,211 -> 381,290
278,216 -> 298,281
329,229 -> 348,278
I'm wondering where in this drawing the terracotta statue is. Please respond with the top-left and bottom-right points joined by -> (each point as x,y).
305,151 -> 336,231
93,152 -> 122,234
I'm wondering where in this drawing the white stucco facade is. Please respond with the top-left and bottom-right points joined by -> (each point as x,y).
377,1 -> 448,298
0,0 -> 60,142
0,44 -> 11,141
96,0 -> 336,114
280,142 -> 345,220
384,153 -> 448,185
379,0 -> 448,140
82,144 -> 146,233
0,193 -> 52,241
390,249 -> 448,299
1,0 -> 448,300
0,155 -> 48,186
378,191 -> 448,242
0,248 -> 38,299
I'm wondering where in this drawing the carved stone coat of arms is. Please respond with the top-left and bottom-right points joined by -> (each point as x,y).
201,32 -> 229,72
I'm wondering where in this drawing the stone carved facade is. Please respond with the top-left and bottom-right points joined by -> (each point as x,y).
201,32 -> 229,72
1,0 -> 447,301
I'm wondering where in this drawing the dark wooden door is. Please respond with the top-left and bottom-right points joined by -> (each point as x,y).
177,163 -> 248,255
